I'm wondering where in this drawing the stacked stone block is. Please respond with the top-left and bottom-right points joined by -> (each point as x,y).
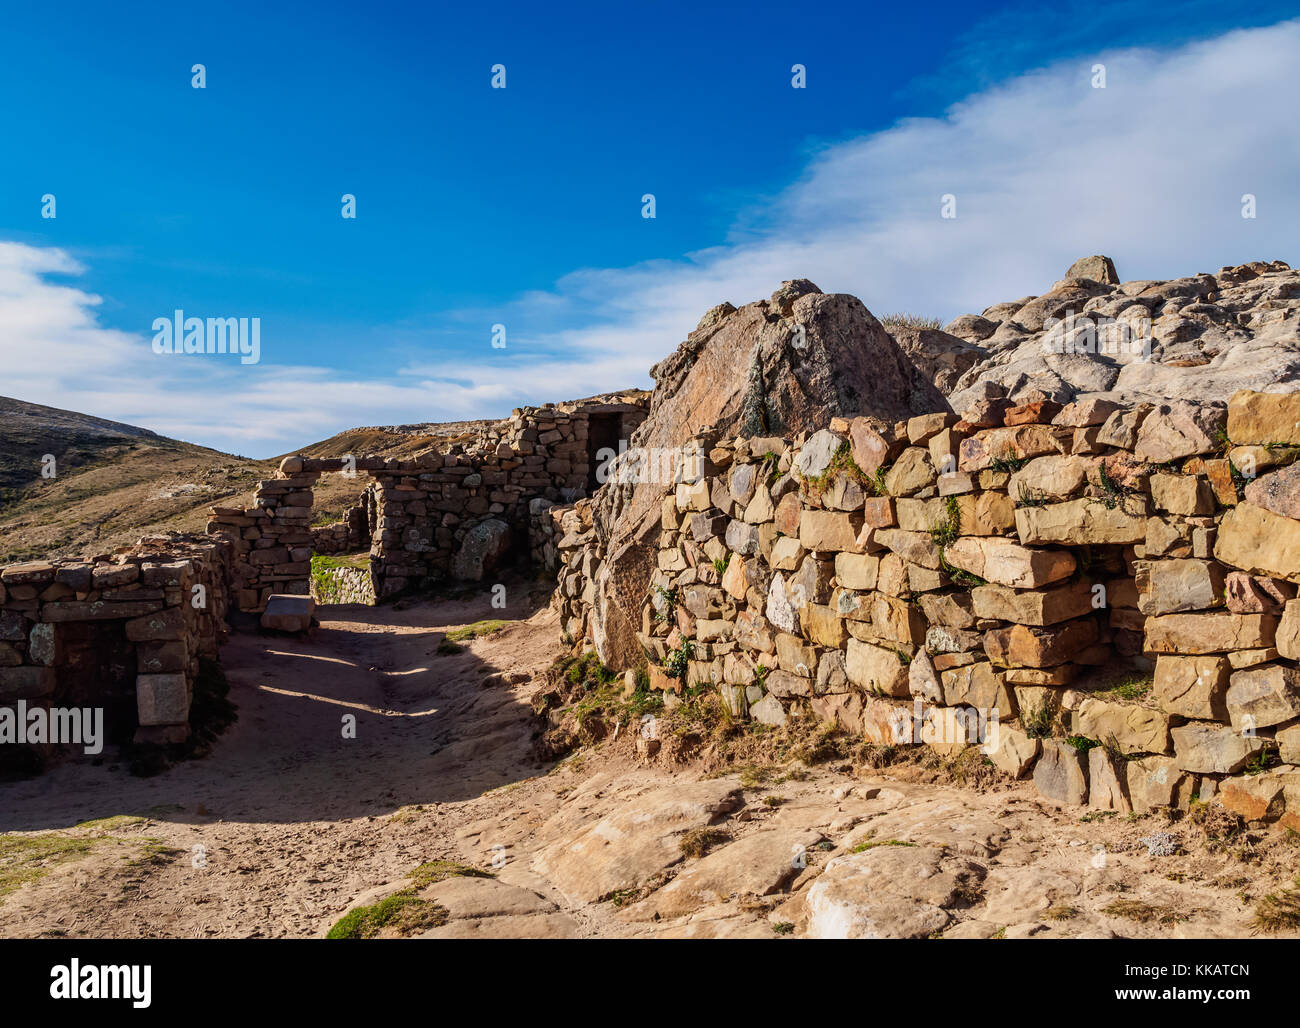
556,389 -> 1300,824
208,397 -> 649,611
0,534 -> 232,750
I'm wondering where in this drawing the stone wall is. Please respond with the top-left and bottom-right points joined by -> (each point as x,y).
0,534 -> 233,754
556,389 -> 1300,823
309,561 -> 377,606
207,397 -> 648,611
310,490 -> 375,555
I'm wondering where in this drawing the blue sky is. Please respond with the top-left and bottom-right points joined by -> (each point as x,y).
1,0 -> 1298,456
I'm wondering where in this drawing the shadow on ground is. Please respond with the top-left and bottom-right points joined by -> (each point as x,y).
0,573 -> 558,832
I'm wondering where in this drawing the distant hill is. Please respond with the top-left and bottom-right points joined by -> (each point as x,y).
0,393 -> 650,563
0,399 -> 496,563
0,395 -> 275,563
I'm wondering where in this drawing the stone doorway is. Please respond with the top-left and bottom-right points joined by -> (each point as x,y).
586,413 -> 624,493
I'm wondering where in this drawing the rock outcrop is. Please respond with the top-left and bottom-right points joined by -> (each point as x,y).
936,257 -> 1300,415
586,281 -> 950,667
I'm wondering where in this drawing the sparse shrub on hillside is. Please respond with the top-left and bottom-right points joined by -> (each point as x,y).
880,313 -> 944,331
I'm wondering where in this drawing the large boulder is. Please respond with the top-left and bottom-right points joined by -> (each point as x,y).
888,325 -> 989,393
587,283 -> 949,668
451,518 -> 512,581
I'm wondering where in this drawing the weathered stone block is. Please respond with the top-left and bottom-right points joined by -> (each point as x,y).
1171,722 -> 1265,774
943,536 -> 1075,589
1125,756 -> 1195,813
970,580 -> 1094,626
1014,499 -> 1147,546
1088,748 -> 1132,813
1033,739 -> 1089,806
1227,389 -> 1300,446
1226,664 -> 1300,732
845,639 -> 909,697
1214,503 -> 1300,583
1144,612 -> 1277,654
136,673 -> 190,726
1072,696 -> 1171,755
1135,559 -> 1225,615
984,724 -> 1039,778
798,510 -> 865,553
984,619 -> 1098,668
1152,655 -> 1229,720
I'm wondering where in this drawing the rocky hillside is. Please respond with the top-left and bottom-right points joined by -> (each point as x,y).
0,402 -> 495,563
895,257 -> 1300,414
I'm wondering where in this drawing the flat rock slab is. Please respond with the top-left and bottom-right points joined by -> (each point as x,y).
979,867 -> 1082,924
417,912 -> 580,939
804,845 -> 982,939
624,828 -> 823,921
261,593 -> 316,632
839,799 -> 1010,858
531,778 -> 745,904
418,875 -> 557,920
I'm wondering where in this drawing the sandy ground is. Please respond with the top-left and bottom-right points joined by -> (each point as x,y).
1,584 -> 1297,940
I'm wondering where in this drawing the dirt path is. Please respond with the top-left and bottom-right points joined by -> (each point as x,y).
1,588 -> 1296,939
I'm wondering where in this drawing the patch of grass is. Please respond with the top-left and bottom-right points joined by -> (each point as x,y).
1081,810 -> 1119,823
803,441 -> 869,492
1021,695 -> 1058,740
652,585 -> 679,624
712,555 -> 729,576
851,839 -> 917,853
605,887 -> 642,908
989,450 -> 1029,474
938,545 -> 985,588
1094,461 -> 1142,514
663,640 -> 695,680
1016,483 -> 1049,508
680,827 -> 730,859
444,619 -> 510,644
408,860 -> 494,890
1044,905 -> 1079,920
1065,735 -> 1100,753
1253,877 -> 1300,933
1107,673 -> 1153,701
1101,898 -> 1189,925
327,860 -> 492,939
880,313 -> 944,331
563,650 -> 618,689
736,764 -> 774,789
929,495 -> 962,549
0,834 -> 99,899
326,893 -> 448,939
1244,749 -> 1279,776
772,921 -> 794,935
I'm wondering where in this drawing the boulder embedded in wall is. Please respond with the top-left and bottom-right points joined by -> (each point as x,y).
588,284 -> 949,668
452,518 -> 512,581
1214,503 -> 1300,585
888,326 -> 989,393
1033,739 -> 1089,806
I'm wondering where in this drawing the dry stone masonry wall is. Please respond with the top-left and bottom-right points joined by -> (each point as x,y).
0,534 -> 232,753
556,388 -> 1300,824
207,396 -> 648,611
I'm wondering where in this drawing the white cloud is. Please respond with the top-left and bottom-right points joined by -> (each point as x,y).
1,19 -> 1297,456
